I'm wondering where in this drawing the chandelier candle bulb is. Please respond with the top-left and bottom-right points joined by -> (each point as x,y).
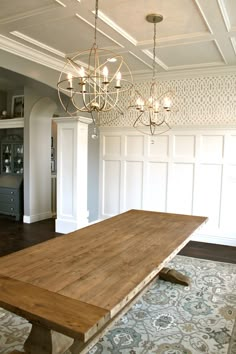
154,101 -> 160,113
136,97 -> 143,110
115,72 -> 121,88
79,67 -> 85,80
148,97 -> 153,107
103,66 -> 109,84
140,99 -> 144,112
163,97 -> 171,109
79,67 -> 86,92
67,73 -> 73,89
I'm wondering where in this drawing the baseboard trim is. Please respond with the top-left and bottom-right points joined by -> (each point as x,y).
23,211 -> 52,224
55,217 -> 88,234
192,233 -> 236,247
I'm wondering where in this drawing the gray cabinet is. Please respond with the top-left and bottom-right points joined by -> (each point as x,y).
1,135 -> 23,175
0,175 -> 23,220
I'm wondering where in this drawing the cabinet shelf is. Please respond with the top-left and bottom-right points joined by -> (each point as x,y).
1,135 -> 23,175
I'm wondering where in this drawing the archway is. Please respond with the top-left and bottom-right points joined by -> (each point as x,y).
23,96 -> 57,223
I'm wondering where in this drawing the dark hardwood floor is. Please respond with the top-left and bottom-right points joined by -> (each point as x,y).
0,215 -> 235,263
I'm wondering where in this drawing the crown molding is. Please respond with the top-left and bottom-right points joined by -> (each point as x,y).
0,34 -> 236,82
132,64 -> 236,81
0,35 -> 65,73
10,31 -> 65,58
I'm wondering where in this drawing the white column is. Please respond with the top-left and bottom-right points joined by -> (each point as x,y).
54,117 -> 90,234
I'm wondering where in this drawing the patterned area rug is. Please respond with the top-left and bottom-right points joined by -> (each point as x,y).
0,255 -> 236,354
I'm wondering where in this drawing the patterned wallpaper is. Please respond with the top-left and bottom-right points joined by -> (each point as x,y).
101,74 -> 236,127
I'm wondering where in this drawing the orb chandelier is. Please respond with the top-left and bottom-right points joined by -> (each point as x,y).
129,14 -> 175,135
57,0 -> 133,125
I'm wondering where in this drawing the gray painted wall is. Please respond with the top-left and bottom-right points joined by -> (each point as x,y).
0,57 -> 100,224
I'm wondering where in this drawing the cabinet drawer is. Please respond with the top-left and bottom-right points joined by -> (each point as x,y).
0,187 -> 17,196
0,194 -> 17,204
0,203 -> 17,214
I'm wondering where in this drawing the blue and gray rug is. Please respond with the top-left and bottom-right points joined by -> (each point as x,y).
0,255 -> 236,353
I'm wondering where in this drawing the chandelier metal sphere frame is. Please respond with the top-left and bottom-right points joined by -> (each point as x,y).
129,14 -> 175,136
57,0 -> 133,131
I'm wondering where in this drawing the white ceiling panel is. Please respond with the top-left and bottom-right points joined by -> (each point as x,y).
154,41 -> 225,69
16,15 -> 120,54
0,0 -> 56,20
0,0 -> 236,81
97,0 -> 210,42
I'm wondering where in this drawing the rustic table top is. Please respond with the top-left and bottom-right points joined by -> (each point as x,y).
0,210 -> 207,342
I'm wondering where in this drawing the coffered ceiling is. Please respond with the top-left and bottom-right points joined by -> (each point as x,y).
0,0 -> 236,83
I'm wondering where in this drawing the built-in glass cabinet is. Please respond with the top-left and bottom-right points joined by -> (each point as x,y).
1,135 -> 23,175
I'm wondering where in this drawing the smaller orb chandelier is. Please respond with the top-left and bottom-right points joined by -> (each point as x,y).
57,0 -> 133,126
129,14 -> 175,135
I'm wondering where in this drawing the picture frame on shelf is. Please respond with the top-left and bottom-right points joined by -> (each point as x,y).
11,95 -> 24,118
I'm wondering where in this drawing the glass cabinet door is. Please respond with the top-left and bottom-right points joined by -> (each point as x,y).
2,143 -> 12,174
13,144 -> 24,174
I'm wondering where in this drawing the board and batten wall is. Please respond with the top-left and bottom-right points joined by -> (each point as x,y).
99,73 -> 236,246
99,127 -> 236,246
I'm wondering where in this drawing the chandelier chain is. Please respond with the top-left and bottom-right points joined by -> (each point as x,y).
152,22 -> 157,81
93,0 -> 99,47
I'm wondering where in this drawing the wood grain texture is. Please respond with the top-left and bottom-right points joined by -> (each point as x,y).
0,275 -> 109,341
0,210 -> 207,340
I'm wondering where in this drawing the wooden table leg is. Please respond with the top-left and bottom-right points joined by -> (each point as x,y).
23,323 -> 73,354
69,340 -> 85,354
159,267 -> 190,286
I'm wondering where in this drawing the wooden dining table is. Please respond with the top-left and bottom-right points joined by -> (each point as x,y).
0,210 -> 207,354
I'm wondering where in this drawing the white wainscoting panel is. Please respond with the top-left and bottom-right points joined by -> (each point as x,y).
103,135 -> 121,156
194,164 -> 222,229
103,160 -> 121,216
148,135 -> 169,158
126,135 -> 144,157
226,135 -> 236,163
201,135 -> 224,161
174,135 -> 195,159
168,163 -> 194,215
146,162 -> 168,212
100,127 -> 236,246
220,164 -> 236,231
125,161 -> 143,210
